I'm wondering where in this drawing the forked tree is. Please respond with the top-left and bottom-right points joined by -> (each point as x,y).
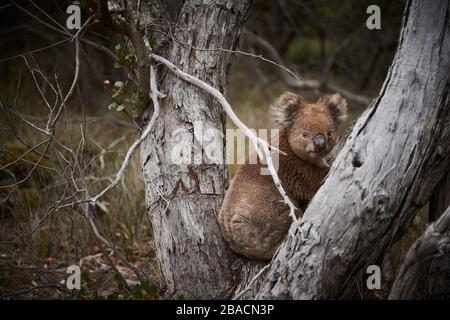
34,0 -> 448,299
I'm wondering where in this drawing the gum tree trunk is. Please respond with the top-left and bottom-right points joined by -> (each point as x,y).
140,0 -> 251,299
255,0 -> 450,299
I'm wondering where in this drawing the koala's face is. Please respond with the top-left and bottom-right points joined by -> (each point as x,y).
271,92 -> 347,167
287,104 -> 337,164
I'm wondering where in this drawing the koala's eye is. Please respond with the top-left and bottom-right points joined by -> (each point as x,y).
302,132 -> 309,138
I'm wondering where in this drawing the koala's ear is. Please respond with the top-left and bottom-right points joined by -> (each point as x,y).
271,92 -> 304,127
319,93 -> 348,124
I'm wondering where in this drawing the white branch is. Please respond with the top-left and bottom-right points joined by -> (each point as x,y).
232,264 -> 269,300
151,53 -> 298,222
90,65 -> 161,203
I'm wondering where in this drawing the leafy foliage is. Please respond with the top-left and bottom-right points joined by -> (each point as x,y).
107,78 -> 144,112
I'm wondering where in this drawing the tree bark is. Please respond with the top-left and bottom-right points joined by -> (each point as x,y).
424,172 -> 450,299
140,0 -> 251,299
389,206 -> 450,299
429,172 -> 450,223
254,0 -> 450,299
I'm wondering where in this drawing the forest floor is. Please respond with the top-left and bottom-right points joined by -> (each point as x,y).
0,242 -> 159,299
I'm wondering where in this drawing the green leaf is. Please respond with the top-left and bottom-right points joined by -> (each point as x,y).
116,104 -> 125,111
114,43 -> 123,54
114,81 -> 124,88
114,56 -> 126,68
107,101 -> 118,110
112,91 -> 121,98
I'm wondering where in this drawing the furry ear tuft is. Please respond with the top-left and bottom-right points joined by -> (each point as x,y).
271,92 -> 304,127
319,93 -> 348,124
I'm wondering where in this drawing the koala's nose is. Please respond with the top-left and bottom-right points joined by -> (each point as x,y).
313,134 -> 326,153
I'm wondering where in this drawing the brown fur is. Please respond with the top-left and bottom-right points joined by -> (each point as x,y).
218,92 -> 347,260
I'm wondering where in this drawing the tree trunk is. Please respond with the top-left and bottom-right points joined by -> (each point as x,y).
389,205 -> 450,299
140,0 -> 251,299
254,0 -> 450,299
425,172 -> 450,299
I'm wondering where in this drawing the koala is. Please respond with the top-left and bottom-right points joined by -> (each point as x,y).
218,92 -> 347,260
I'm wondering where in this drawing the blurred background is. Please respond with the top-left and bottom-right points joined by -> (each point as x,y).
1,0 -> 428,299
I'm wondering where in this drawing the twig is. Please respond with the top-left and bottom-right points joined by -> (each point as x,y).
0,139 -> 50,171
151,24 -> 303,81
0,38 -> 70,63
233,264 -> 269,300
71,15 -> 95,42
0,284 -> 69,299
